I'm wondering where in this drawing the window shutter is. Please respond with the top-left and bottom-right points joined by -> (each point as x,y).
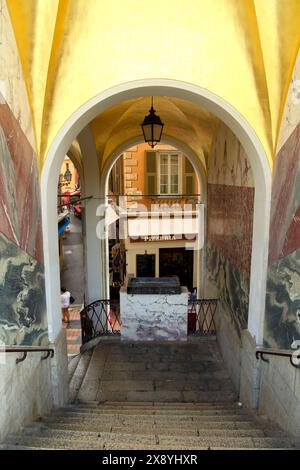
183,156 -> 195,194
145,151 -> 157,195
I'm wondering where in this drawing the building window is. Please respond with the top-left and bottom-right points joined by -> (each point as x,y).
144,151 -> 194,196
158,153 -> 181,195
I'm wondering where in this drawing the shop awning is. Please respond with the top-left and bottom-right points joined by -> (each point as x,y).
58,215 -> 70,235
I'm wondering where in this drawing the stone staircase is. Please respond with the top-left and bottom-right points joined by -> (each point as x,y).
2,402 -> 298,450
1,339 -> 299,450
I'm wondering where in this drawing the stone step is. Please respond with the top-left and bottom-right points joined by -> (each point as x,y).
101,370 -> 231,381
1,441 -> 293,451
68,351 -> 92,402
0,444 -> 47,450
74,401 -> 241,409
158,436 -> 297,449
7,431 -> 154,448
94,390 -> 237,403
43,421 -> 266,438
6,431 -> 296,450
68,354 -> 81,384
94,379 -> 234,392
104,362 -> 225,372
77,346 -> 111,402
43,412 -> 255,425
57,406 -> 249,416
47,420 -> 265,432
62,402 -> 244,415
105,355 -> 223,364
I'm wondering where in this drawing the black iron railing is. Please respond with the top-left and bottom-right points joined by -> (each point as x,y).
256,348 -> 300,369
187,299 -> 218,335
80,299 -> 121,344
80,298 -> 218,344
2,347 -> 54,364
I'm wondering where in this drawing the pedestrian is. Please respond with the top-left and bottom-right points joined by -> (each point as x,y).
61,287 -> 71,324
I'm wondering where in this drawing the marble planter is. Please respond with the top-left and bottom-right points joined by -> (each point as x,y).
120,287 -> 188,341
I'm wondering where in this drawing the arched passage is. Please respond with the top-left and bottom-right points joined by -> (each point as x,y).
41,79 -> 271,347
100,135 -> 207,302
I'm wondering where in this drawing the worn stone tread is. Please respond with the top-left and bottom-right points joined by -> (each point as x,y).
67,354 -> 81,384
6,432 -> 297,450
68,351 -> 92,402
39,423 -> 266,438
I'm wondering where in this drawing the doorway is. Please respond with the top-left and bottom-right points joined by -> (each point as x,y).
159,248 -> 193,291
136,254 -> 156,277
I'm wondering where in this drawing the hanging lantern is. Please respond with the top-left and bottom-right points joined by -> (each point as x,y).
141,97 -> 164,148
64,163 -> 72,183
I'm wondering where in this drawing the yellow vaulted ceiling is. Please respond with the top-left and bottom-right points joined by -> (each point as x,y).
90,97 -> 219,170
6,0 -> 300,170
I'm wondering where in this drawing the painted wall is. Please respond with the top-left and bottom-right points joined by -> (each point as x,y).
0,1 -> 47,346
205,122 -> 254,337
0,1 -> 54,443
0,1 -> 35,151
264,52 -> 300,350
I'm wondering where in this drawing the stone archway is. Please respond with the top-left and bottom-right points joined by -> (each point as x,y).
41,79 -> 271,352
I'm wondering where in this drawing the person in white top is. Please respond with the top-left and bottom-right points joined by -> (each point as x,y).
61,287 -> 71,324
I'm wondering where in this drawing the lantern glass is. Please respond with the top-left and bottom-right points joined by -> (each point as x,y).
141,99 -> 164,148
153,123 -> 163,142
142,123 -> 152,142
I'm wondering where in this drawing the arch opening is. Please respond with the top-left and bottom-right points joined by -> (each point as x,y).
103,139 -> 205,313
41,79 -> 271,347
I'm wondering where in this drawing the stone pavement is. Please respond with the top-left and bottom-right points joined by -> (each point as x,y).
60,213 -> 84,356
74,338 -> 237,403
62,306 -> 82,355
60,213 -> 84,305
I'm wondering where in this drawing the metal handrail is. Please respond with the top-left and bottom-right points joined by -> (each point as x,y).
2,347 -> 55,364
256,348 -> 300,369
